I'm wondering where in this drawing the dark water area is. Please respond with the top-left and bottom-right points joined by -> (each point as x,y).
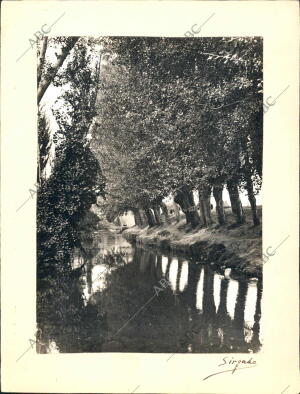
38,230 -> 262,354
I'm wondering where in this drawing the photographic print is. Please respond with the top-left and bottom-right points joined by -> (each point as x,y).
2,1 -> 299,393
36,36 -> 263,354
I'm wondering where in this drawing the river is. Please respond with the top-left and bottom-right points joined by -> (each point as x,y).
39,229 -> 262,354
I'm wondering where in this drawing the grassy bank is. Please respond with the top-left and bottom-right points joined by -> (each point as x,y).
124,207 -> 262,279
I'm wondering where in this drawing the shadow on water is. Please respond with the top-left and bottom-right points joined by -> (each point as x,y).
37,230 -> 262,354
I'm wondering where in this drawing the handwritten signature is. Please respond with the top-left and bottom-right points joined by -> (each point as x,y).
203,356 -> 257,381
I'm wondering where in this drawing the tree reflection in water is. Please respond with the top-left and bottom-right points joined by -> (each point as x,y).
37,234 -> 262,354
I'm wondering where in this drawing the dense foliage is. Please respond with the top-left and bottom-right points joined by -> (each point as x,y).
37,36 -> 263,279
92,37 -> 263,227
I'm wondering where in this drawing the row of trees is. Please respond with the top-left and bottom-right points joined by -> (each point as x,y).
92,37 -> 263,228
36,36 -> 262,351
37,36 -> 263,278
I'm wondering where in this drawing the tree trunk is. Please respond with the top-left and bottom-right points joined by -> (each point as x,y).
38,37 -> 79,104
139,209 -> 148,227
174,189 -> 200,227
227,183 -> 237,216
174,192 -> 190,224
165,257 -> 172,280
250,280 -> 262,351
37,37 -> 48,85
185,262 -> 202,311
233,280 -> 248,346
160,202 -> 171,224
133,209 -> 142,227
198,199 -> 206,226
156,255 -> 163,280
173,202 -> 181,222
186,191 -> 202,227
140,250 -> 151,274
175,260 -> 183,294
198,185 -> 212,226
203,265 -> 216,321
246,179 -> 260,226
217,279 -> 229,320
227,181 -> 245,224
212,185 -> 226,225
152,205 -> 162,225
145,208 -> 156,227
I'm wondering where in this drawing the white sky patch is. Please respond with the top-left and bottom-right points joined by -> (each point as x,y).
168,258 -> 178,292
227,279 -> 239,320
196,267 -> 205,312
179,260 -> 189,292
244,281 -> 258,328
193,187 -> 262,207
213,273 -> 222,312
91,264 -> 108,292
161,256 -> 168,275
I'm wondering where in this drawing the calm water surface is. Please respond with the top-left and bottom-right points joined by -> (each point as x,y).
42,230 -> 262,354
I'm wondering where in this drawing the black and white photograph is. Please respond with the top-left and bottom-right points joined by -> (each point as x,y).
2,1 -> 299,393
36,35 -> 263,354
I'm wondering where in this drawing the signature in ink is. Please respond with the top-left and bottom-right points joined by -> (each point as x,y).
203,356 -> 257,381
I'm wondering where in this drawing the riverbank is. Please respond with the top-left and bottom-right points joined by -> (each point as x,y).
123,209 -> 262,279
